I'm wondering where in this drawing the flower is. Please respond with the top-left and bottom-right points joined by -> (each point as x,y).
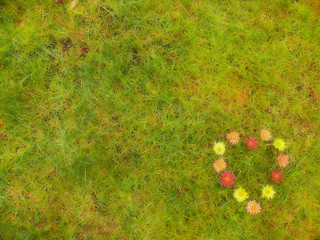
246,200 -> 261,215
0,120 -> 3,127
213,158 -> 227,173
277,154 -> 289,167
227,132 -> 240,144
271,170 -> 283,183
245,137 -> 258,150
273,138 -> 286,151
262,185 -> 275,199
214,142 -> 226,155
220,171 -> 235,187
260,129 -> 272,141
234,187 -> 248,202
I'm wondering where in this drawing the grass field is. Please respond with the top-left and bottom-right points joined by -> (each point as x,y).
1,0 -> 320,239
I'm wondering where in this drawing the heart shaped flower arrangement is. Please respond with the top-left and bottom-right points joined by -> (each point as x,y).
213,130 -> 290,215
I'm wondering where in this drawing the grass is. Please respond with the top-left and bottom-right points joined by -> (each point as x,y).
0,0 -> 320,239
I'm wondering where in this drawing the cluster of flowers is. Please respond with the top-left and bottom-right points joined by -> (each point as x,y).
213,130 -> 290,215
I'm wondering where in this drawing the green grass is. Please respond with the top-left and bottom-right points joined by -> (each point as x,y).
0,0 -> 320,239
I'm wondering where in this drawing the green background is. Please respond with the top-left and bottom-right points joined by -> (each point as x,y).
0,0 -> 319,239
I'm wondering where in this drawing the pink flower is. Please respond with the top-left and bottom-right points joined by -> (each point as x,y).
245,137 -> 258,150
220,171 -> 235,187
271,170 -> 283,183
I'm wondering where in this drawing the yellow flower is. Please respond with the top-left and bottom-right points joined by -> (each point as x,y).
214,142 -> 225,155
262,185 -> 275,199
234,187 -> 248,202
273,138 -> 286,151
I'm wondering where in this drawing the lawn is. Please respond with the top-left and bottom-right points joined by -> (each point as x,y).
0,0 -> 320,239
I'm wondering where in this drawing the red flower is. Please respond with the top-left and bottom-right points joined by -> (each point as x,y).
245,137 -> 258,150
271,170 -> 283,183
220,171 -> 235,187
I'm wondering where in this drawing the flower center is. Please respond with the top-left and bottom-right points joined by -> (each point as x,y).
217,162 -> 223,168
251,205 -> 257,211
225,176 -> 230,182
248,141 -> 252,146
217,146 -> 221,152
238,191 -> 244,197
231,135 -> 236,140
274,174 -> 279,178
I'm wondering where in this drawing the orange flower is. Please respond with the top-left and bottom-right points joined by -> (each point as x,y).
246,200 -> 261,215
213,158 -> 227,173
277,155 -> 289,167
227,132 -> 240,144
260,129 -> 272,141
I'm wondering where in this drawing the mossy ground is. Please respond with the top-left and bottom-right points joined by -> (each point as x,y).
0,0 -> 320,239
